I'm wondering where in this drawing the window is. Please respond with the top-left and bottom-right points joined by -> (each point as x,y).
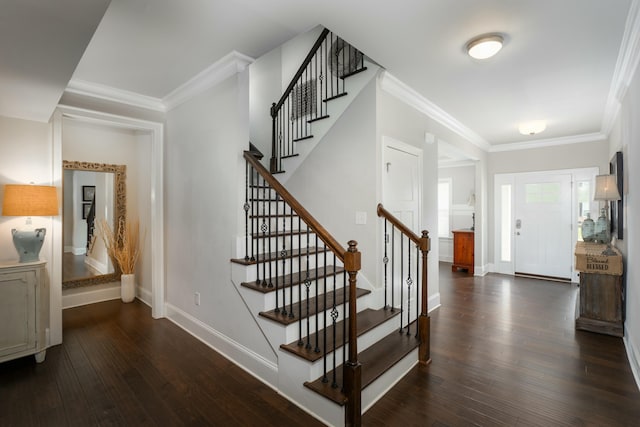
500,184 -> 512,262
438,179 -> 451,238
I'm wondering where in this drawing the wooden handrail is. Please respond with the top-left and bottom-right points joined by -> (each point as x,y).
377,203 -> 428,250
270,28 -> 330,117
244,151 -> 347,260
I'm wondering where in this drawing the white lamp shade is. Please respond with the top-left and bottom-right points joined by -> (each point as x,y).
593,174 -> 620,201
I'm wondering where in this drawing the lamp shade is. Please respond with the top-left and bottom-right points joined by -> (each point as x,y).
2,184 -> 58,216
593,175 -> 620,201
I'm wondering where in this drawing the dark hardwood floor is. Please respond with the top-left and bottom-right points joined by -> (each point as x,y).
1,263 -> 638,426
364,264 -> 640,426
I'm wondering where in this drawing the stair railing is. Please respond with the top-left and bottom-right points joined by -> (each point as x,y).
243,150 -> 363,424
270,28 -> 366,173
376,203 -> 431,365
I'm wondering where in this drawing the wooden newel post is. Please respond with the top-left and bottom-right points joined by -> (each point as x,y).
343,240 -> 362,427
419,230 -> 431,365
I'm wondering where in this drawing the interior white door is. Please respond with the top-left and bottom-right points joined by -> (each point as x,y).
382,139 -> 421,309
383,144 -> 420,230
514,173 -> 572,279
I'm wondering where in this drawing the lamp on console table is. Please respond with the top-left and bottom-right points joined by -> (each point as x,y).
2,184 -> 58,262
593,174 -> 620,255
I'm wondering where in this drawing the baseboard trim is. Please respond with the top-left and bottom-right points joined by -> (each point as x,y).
624,333 -> 640,391
165,303 -> 278,387
62,283 -> 120,309
428,292 -> 441,313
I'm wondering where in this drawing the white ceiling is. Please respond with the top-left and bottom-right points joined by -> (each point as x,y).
1,0 -> 636,149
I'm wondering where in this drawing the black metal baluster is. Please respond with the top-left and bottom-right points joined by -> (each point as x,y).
268,189 -> 273,289
322,242 -> 328,382
264,180 -> 271,289
383,219 -> 388,309
331,254 -> 338,388
305,224 -> 312,350
298,213 -> 304,346
314,234 -> 320,353
254,173 -> 261,285
406,238 -> 412,336
416,243 -> 420,339
250,166 -> 256,262
342,270 -> 347,391
391,224 -> 395,312
399,234 -> 404,333
289,204 -> 294,318
281,199 -> 287,317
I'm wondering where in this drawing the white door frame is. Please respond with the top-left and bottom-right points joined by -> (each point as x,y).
50,105 -> 165,345
493,167 -> 598,281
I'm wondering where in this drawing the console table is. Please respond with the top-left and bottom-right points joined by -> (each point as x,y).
574,243 -> 624,337
0,261 -> 49,363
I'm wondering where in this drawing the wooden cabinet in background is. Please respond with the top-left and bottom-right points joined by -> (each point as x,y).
0,261 -> 49,364
452,229 -> 474,275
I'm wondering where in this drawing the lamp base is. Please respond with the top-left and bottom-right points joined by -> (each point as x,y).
12,228 -> 46,263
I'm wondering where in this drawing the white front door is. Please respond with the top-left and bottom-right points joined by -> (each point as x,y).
514,173 -> 572,279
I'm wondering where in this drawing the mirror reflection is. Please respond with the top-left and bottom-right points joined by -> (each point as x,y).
62,161 -> 126,289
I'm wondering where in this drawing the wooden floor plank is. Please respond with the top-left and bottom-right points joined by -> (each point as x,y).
1,262 -> 639,426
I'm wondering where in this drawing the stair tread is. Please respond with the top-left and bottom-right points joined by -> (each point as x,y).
231,246 -> 328,265
259,287 -> 370,325
304,323 -> 420,405
293,135 -> 314,142
280,308 -> 400,362
323,92 -> 348,102
251,229 -> 310,239
340,67 -> 368,79
308,114 -> 329,123
242,265 -> 345,293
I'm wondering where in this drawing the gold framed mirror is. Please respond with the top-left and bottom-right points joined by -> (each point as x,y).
62,160 -> 126,289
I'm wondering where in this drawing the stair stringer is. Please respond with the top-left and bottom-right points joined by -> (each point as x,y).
277,61 -> 380,183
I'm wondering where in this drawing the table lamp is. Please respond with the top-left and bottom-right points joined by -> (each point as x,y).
2,184 -> 58,262
593,174 -> 620,253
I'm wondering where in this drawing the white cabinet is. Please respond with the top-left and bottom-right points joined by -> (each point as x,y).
0,261 -> 49,363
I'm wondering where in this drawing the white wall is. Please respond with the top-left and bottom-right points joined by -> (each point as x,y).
164,70 -> 276,369
285,79 -> 378,281
609,59 -> 640,387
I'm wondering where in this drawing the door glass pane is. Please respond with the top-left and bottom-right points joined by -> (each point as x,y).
501,184 -> 511,262
577,180 -> 591,241
525,182 -> 560,203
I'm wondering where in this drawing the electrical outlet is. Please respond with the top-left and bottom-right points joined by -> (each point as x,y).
194,292 -> 201,306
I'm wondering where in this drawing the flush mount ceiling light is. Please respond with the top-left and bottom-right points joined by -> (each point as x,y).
518,121 -> 547,136
466,34 -> 504,59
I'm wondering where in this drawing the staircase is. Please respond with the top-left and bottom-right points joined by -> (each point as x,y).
231,29 -> 431,426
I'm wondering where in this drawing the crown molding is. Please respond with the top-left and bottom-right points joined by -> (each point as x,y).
602,0 -> 640,135
488,132 -> 607,153
65,51 -> 254,113
163,51 -> 254,111
379,71 -> 491,151
65,79 -> 165,112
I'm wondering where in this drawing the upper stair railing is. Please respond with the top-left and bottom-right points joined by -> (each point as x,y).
242,150 -> 363,423
270,28 -> 367,173
376,203 -> 431,365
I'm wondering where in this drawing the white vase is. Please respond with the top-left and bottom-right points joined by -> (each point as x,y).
120,273 -> 136,303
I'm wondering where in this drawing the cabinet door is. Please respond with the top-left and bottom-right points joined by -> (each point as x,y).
0,271 -> 37,358
454,232 -> 473,265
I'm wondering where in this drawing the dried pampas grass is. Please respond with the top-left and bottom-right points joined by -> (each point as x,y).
99,218 -> 144,275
